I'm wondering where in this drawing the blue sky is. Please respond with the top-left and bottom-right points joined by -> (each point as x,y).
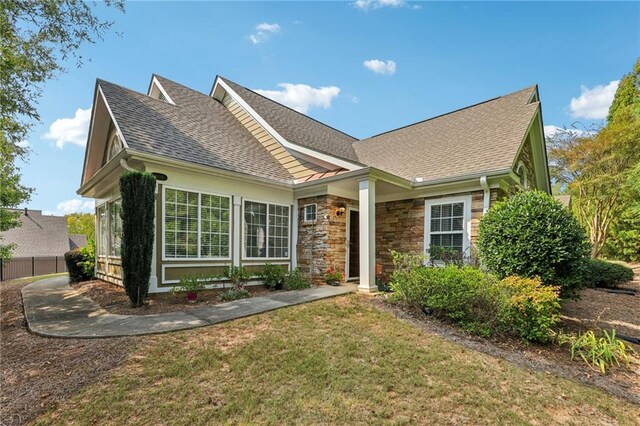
18,0 -> 639,215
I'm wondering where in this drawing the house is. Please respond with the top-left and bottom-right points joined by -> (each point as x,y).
78,75 -> 550,293
0,209 -> 87,257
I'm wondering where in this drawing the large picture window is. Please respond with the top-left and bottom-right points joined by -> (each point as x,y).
164,188 -> 231,259
425,196 -> 470,260
244,200 -> 289,259
109,200 -> 122,256
97,204 -> 108,255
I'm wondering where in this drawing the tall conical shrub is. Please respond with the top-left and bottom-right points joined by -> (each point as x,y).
120,171 -> 156,307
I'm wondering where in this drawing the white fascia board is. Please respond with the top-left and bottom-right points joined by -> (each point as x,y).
149,76 -> 176,105
213,78 -> 363,172
98,85 -> 129,149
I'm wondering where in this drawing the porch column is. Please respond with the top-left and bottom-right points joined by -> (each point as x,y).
148,185 -> 159,292
233,196 -> 241,266
358,178 -> 377,292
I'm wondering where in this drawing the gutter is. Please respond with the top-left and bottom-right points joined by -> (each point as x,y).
480,176 -> 490,213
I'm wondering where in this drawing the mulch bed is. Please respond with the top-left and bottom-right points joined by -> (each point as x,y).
70,280 -> 274,316
375,262 -> 640,406
0,279 -> 139,426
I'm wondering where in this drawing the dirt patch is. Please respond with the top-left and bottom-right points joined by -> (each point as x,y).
70,279 -> 274,315
0,279 -> 139,426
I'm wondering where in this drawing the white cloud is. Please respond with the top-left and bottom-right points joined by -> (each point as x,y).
568,80 -> 619,120
249,22 -> 281,44
255,83 -> 341,114
363,59 -> 397,75
43,107 -> 92,148
353,0 -> 419,10
51,198 -> 96,215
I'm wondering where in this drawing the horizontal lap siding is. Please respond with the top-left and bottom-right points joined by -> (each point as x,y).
221,93 -> 327,180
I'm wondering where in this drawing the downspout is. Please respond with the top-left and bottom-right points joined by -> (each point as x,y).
480,176 -> 490,214
119,157 -> 136,172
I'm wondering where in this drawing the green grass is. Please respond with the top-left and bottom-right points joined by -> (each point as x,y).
37,295 -> 639,425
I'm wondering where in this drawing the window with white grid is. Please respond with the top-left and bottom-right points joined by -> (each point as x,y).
97,204 -> 108,256
268,204 -> 290,258
427,200 -> 467,258
109,200 -> 122,256
200,194 -> 230,258
164,188 -> 231,259
244,201 -> 290,259
303,204 -> 317,223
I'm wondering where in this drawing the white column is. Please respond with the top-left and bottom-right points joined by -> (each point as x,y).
358,178 -> 377,292
233,195 -> 242,266
291,200 -> 298,269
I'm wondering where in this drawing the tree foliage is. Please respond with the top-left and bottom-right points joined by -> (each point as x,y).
0,0 -> 124,259
548,59 -> 640,259
120,172 -> 156,307
66,212 -> 95,241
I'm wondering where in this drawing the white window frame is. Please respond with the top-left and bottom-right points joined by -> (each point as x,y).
162,185 -> 232,261
96,203 -> 109,257
424,194 -> 472,262
302,203 -> 317,223
108,198 -> 123,257
242,198 -> 291,261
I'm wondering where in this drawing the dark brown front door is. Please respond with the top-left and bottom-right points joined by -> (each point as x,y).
348,210 -> 359,278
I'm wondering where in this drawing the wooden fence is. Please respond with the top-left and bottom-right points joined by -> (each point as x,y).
0,256 -> 67,281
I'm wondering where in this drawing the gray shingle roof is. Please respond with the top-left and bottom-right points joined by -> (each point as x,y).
0,210 -> 72,257
69,234 -> 88,250
219,77 -> 360,163
352,86 -> 539,182
98,77 -> 294,184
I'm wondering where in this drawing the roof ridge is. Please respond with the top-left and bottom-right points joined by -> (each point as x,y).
153,74 -> 212,99
360,84 -> 537,141
219,76 -> 358,141
98,78 -> 178,108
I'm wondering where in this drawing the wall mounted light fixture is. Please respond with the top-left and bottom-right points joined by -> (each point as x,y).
335,205 -> 346,217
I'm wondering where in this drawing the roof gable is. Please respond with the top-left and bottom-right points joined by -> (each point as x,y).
352,86 -> 540,182
216,77 -> 360,163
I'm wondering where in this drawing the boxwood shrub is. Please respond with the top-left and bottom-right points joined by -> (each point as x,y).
477,191 -> 590,298
64,248 -> 93,282
582,259 -> 634,288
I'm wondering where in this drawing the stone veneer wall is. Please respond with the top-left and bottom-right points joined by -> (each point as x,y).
376,189 -> 502,279
296,195 -> 357,285
298,189 -> 506,284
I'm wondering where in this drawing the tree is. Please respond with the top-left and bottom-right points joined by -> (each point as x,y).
548,59 -> 640,258
66,212 -> 95,241
0,0 -> 124,259
120,172 -> 156,307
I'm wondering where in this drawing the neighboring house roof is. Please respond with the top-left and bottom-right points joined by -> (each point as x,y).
98,77 -> 294,184
69,234 -> 88,251
0,210 -> 75,257
219,77 -> 360,162
352,86 -> 539,182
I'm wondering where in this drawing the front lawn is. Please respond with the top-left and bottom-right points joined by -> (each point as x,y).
37,295 -> 639,425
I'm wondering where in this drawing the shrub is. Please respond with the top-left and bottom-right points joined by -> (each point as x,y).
223,265 -> 252,290
120,172 -> 156,307
496,276 -> 561,343
78,239 -> 95,278
283,268 -> 311,290
64,249 -> 92,282
477,191 -> 590,298
219,288 -> 250,302
172,275 -> 206,294
581,259 -> 634,288
261,263 -> 287,290
558,329 -> 636,374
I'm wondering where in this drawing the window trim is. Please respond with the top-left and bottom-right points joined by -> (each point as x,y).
423,194 -> 472,262
96,196 -> 122,258
516,161 -> 529,189
302,203 -> 317,223
162,185 -> 232,261
242,198 -> 291,261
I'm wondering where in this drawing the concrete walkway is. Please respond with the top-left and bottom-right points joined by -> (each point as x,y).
22,276 -> 355,339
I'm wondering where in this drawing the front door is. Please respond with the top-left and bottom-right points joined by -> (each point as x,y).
348,209 -> 359,279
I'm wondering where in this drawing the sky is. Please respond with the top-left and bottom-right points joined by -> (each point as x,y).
16,0 -> 640,216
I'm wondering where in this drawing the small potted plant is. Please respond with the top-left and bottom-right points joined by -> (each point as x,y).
324,267 -> 343,286
172,275 -> 206,303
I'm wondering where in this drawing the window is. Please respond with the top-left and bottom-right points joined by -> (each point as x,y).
244,200 -> 290,259
106,133 -> 123,163
97,204 -> 108,255
425,196 -> 470,260
516,162 -> 529,189
303,204 -> 317,223
164,188 -> 231,259
109,200 -> 122,256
